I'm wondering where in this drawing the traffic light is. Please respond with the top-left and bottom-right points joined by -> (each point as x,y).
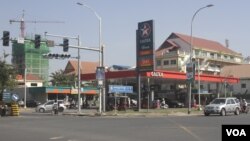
43,53 -> 71,59
34,34 -> 41,48
63,38 -> 69,52
2,31 -> 10,46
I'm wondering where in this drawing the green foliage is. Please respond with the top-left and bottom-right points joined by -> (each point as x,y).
0,61 -> 17,101
50,69 -> 76,87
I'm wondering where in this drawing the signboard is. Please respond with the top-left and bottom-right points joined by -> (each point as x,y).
96,67 -> 105,80
109,85 -> 133,94
2,92 -> 11,103
136,20 -> 155,72
2,93 -> 19,103
96,67 -> 105,88
186,62 -> 195,82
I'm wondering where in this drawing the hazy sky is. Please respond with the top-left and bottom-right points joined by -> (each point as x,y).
1,0 -> 250,75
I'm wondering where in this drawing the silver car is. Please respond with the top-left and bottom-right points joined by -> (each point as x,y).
36,100 -> 66,113
204,97 -> 240,116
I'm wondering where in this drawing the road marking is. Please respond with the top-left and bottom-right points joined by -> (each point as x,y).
50,136 -> 64,140
179,125 -> 202,141
167,118 -> 203,141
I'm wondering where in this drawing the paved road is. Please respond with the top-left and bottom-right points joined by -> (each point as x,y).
0,112 -> 249,141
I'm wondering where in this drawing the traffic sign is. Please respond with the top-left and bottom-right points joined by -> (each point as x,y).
11,94 -> 19,102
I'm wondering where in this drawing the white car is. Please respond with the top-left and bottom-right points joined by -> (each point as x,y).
204,97 -> 241,116
36,100 -> 66,113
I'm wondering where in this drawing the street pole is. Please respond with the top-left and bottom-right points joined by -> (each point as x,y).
188,4 -> 214,114
198,58 -> 201,110
77,2 -> 103,114
147,77 -> 150,112
77,35 -> 81,113
24,67 -> 27,109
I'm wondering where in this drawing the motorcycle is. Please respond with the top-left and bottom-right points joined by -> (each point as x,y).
160,103 -> 169,109
240,105 -> 249,114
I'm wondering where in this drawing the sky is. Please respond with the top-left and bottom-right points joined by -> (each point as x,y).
1,0 -> 250,75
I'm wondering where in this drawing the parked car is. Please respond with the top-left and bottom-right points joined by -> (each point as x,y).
204,97 -> 241,116
26,100 -> 41,107
36,100 -> 66,113
165,99 -> 184,108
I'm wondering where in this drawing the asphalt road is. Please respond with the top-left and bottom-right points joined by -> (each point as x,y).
0,112 -> 249,141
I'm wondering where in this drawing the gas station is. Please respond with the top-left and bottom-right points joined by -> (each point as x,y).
81,69 -> 239,109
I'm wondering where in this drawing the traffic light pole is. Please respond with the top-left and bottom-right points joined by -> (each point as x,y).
45,33 -> 82,113
45,32 -> 103,114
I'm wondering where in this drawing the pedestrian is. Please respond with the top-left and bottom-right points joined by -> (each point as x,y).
241,99 -> 248,112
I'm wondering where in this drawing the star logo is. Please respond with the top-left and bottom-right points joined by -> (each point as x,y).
140,23 -> 151,38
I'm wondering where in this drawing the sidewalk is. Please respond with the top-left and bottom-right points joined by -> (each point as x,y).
62,108 -> 204,117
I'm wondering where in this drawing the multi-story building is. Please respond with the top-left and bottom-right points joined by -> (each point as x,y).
155,32 -> 244,99
221,64 -> 250,96
156,32 -> 243,75
12,37 -> 50,85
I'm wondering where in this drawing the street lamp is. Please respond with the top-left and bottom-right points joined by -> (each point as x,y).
77,2 -> 104,114
188,4 -> 214,114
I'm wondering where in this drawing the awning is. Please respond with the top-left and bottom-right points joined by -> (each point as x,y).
46,87 -> 71,94
81,87 -> 99,95
71,87 -> 99,95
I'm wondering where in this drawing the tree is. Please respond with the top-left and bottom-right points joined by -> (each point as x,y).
0,61 -> 17,101
50,69 -> 76,87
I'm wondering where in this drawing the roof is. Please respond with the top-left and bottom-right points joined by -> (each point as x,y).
164,32 -> 241,56
221,64 -> 250,78
81,70 -> 239,84
16,74 -> 43,81
64,60 -> 99,75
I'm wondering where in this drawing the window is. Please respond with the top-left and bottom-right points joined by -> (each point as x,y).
241,83 -> 246,88
170,85 -> 175,90
201,51 -> 207,57
230,99 -> 235,104
163,60 -> 169,65
170,59 -> 176,65
156,60 -> 161,66
210,53 -> 214,58
31,83 -> 38,86
224,55 -> 228,59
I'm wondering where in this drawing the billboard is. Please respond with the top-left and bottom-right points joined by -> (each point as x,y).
136,20 -> 155,72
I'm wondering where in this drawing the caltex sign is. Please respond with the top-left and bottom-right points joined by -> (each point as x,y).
136,20 -> 155,72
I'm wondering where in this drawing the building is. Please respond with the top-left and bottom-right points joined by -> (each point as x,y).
154,32 -> 244,99
12,38 -> 49,85
16,74 -> 44,87
156,32 -> 243,75
221,64 -> 250,96
64,60 -> 99,75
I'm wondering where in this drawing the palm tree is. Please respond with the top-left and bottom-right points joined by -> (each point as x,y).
50,69 -> 76,87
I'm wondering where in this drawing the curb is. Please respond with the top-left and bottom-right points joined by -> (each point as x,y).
62,112 -> 203,117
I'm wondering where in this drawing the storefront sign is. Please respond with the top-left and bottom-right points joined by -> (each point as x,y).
151,71 -> 164,77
